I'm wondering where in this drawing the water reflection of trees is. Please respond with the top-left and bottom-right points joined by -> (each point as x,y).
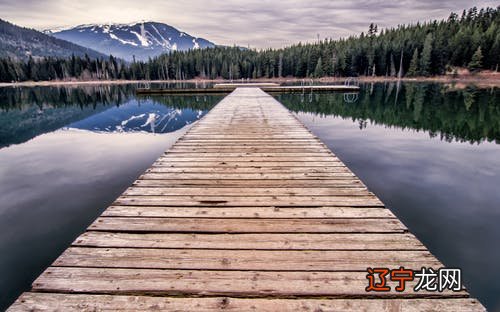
277,83 -> 499,144
0,85 -> 221,111
0,85 -> 221,148
0,85 -> 136,111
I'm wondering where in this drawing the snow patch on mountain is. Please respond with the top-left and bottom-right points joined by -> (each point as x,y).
130,30 -> 150,47
109,33 -> 138,46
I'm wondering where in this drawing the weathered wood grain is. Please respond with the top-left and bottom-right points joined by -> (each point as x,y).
101,206 -> 394,218
8,293 -> 486,312
158,156 -> 339,162
113,195 -> 384,207
133,179 -> 366,187
145,166 -> 354,174
53,247 -> 441,271
122,187 -> 370,196
73,232 -> 424,250
152,160 -> 346,167
89,217 -> 406,233
30,267 -> 468,298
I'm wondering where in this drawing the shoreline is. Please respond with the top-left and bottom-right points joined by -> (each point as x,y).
1,73 -> 499,88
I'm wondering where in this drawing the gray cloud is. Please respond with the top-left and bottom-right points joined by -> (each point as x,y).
0,0 -> 497,48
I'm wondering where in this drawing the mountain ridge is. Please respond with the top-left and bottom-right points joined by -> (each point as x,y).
47,21 -> 216,61
0,19 -> 108,60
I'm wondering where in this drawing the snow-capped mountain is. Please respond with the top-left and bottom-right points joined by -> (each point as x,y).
46,22 -> 215,61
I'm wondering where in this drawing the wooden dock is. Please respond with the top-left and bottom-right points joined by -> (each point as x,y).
136,84 -> 360,95
9,88 -> 484,311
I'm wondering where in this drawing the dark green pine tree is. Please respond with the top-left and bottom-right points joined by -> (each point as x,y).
407,48 -> 420,77
468,46 -> 483,72
314,57 -> 324,77
420,33 -> 433,76
389,53 -> 397,77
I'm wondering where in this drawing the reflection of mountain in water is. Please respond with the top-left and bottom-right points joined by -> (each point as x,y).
0,85 -> 133,148
276,83 -> 500,144
66,99 -> 207,133
0,85 -> 221,148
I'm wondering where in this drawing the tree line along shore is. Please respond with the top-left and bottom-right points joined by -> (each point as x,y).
0,6 -> 498,84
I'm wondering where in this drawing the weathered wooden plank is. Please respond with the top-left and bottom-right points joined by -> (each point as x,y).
31,267 -> 467,298
73,232 -> 424,250
191,121 -> 303,124
145,167 -> 353,174
166,142 -> 331,147
133,179 -> 366,188
152,161 -> 346,167
8,293 -> 486,312
170,149 -> 331,154
191,125 -> 306,127
185,126 -> 309,129
140,173 -> 358,180
178,139 -> 323,143
188,123 -> 310,125
101,206 -> 392,218
171,146 -> 329,151
122,187 -> 370,196
54,247 -> 441,271
158,156 -> 340,162
89,217 -> 406,233
178,137 -> 321,140
113,195 -> 383,207
169,148 -> 329,153
173,139 -> 321,143
174,143 -> 326,147
188,124 -> 306,127
181,135 -> 316,139
164,152 -> 334,157
185,133 -> 314,136
188,126 -> 306,129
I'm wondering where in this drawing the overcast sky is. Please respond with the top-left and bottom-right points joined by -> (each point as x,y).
1,0 -> 497,48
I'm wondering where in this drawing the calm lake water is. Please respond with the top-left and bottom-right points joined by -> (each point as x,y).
0,82 -> 498,310
276,83 -> 500,311
0,84 -> 221,309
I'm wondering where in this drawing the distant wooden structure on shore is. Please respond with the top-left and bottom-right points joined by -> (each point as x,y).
136,83 -> 360,94
214,82 -> 280,88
